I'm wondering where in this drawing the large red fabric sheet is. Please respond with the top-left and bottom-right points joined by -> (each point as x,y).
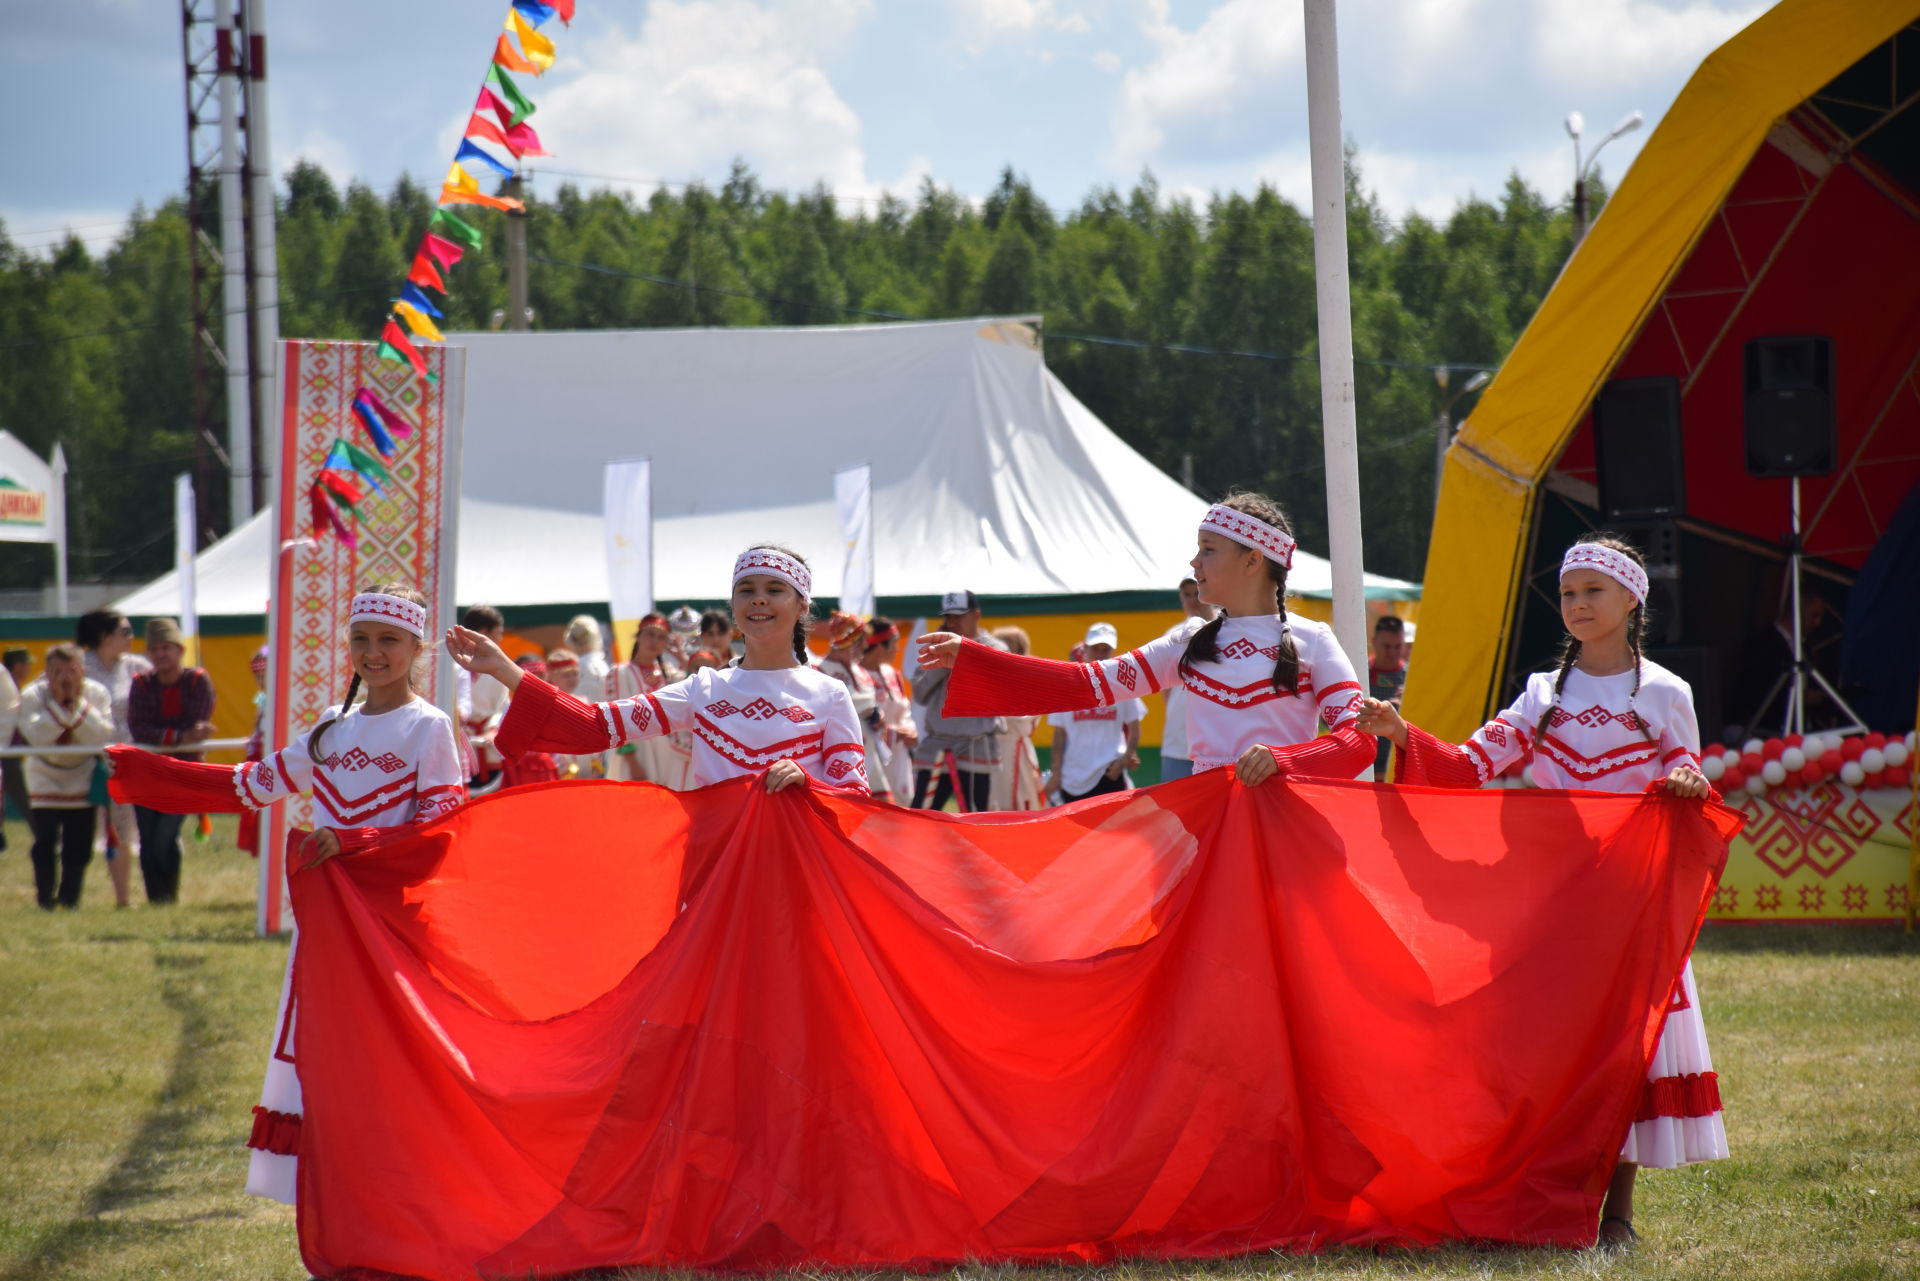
286,772 -> 1738,1279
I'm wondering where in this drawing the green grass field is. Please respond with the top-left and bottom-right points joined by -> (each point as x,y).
1,815 -> 1916,1280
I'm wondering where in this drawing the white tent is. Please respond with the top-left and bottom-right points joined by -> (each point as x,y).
116,317 -> 1417,618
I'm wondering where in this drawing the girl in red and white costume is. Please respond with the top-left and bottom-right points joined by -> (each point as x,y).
917,491 -> 1376,784
107,586 -> 466,1205
611,612 -> 693,789
449,547 -> 871,797
1356,535 -> 1723,1249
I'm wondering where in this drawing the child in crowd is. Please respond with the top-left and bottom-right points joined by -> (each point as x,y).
108,585 -> 466,1205
1355,535 -> 1722,1249
987,626 -> 1045,810
860,618 -> 918,803
564,616 -> 611,703
612,613 -> 691,788
458,605 -> 510,786
1044,623 -> 1144,802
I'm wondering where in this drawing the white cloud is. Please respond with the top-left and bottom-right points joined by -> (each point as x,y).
518,0 -> 887,198
1092,49 -> 1122,73
951,0 -> 1091,53
1531,0 -> 1762,90
1107,0 -> 1768,218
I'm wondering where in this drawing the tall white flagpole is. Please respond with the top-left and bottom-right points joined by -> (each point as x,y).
50,443 -> 69,616
834,463 -> 875,617
603,458 -> 653,661
175,473 -> 199,665
1303,0 -> 1367,676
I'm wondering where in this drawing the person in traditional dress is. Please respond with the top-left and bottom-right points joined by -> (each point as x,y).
818,612 -> 890,801
564,616 -> 612,703
916,491 -> 1376,786
237,646 -> 269,857
986,627 -> 1045,810
448,547 -> 870,798
1355,535 -> 1722,1250
106,585 -> 467,1205
611,613 -> 692,789
458,605 -> 510,787
859,617 -> 919,803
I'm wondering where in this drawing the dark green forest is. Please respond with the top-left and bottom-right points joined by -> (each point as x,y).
0,159 -> 1601,591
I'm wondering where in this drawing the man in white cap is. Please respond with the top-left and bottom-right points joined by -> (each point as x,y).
1156,577 -> 1215,782
1045,622 -> 1143,802
910,590 -> 1006,811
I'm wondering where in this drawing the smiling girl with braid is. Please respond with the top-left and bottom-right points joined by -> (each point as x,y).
106,584 -> 467,1207
1355,535 -> 1723,1250
916,491 -> 1376,786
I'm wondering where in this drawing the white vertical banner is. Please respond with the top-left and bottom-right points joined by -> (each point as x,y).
174,474 -> 198,665
834,462 -> 874,617
603,458 -> 652,660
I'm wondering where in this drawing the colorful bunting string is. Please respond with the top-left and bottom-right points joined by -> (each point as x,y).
313,0 -> 573,543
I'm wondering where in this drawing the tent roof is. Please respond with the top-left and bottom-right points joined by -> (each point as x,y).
1407,1 -> 1920,740
116,318 -> 1418,620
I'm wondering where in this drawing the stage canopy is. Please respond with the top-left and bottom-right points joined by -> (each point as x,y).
117,318 -> 1417,622
1408,2 -> 1920,743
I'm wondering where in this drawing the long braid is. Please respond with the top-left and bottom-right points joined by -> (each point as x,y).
1626,602 -> 1658,745
1269,569 -> 1301,694
307,672 -> 361,759
1531,637 -> 1582,753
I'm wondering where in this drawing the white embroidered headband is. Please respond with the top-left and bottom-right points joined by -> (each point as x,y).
733,548 -> 811,598
1200,503 -> 1296,570
1560,543 -> 1648,605
348,592 -> 428,638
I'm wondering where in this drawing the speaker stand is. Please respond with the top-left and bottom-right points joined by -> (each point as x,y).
1749,476 -> 1866,738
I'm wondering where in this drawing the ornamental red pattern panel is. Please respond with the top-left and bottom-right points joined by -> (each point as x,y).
1707,782 -> 1915,923
263,340 -> 456,933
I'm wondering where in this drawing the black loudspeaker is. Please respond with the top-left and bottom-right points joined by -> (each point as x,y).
1744,335 -> 1835,477
1593,376 -> 1686,518
1614,519 -> 1683,647
1648,646 -> 1722,744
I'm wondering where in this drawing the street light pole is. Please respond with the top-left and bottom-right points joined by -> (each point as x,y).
1567,109 -> 1642,244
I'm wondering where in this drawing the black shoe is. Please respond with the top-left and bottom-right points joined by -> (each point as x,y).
1599,1215 -> 1638,1251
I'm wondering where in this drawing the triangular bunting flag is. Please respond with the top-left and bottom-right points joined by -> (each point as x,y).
394,300 -> 446,343
508,9 -> 556,71
486,65 -> 537,126
407,253 -> 446,292
358,389 -> 418,439
491,32 -> 541,75
398,282 -> 443,318
456,138 -> 515,181
379,321 -> 434,383
429,208 -> 485,251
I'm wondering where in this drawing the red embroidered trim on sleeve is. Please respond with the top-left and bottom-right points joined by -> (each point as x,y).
1635,1071 -> 1721,1121
248,1105 -> 302,1155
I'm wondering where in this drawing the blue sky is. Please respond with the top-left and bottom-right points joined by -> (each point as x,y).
9,0 -> 1765,259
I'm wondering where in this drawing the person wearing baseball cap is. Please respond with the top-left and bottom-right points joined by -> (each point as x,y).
1046,623 -> 1143,803
911,589 -> 1006,811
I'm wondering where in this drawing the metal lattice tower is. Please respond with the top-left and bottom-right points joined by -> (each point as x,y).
179,0 -> 231,541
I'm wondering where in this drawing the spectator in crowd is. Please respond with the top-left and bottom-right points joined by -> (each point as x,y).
543,649 -> 598,779
19,645 -> 113,909
564,616 -> 611,703
1044,623 -> 1144,802
668,607 -> 702,667
126,618 -> 216,903
1158,577 -> 1217,782
238,646 -> 268,857
502,656 -> 561,787
987,627 -> 1046,811
1368,614 -> 1410,781
459,606 -> 510,786
0,650 -> 21,852
911,591 -> 1006,811
612,614 -> 692,788
698,610 -> 736,665
819,613 -> 890,801
860,618 -> 917,802
78,608 -> 148,907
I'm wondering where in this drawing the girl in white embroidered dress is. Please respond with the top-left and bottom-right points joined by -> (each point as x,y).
611,611 -> 693,788
916,491 -> 1376,784
450,546 -> 870,796
1356,535 -> 1723,1249
107,584 -> 467,1208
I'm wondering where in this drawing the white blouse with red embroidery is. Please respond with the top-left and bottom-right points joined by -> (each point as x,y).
235,698 -> 467,826
1080,615 -> 1363,772
519,663 -> 871,794
1460,662 -> 1701,789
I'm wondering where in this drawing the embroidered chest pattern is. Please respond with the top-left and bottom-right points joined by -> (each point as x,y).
1548,705 -> 1649,732
705,698 -> 815,724
321,747 -> 412,774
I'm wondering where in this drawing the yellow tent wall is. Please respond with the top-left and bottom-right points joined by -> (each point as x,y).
1405,0 -> 1920,742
